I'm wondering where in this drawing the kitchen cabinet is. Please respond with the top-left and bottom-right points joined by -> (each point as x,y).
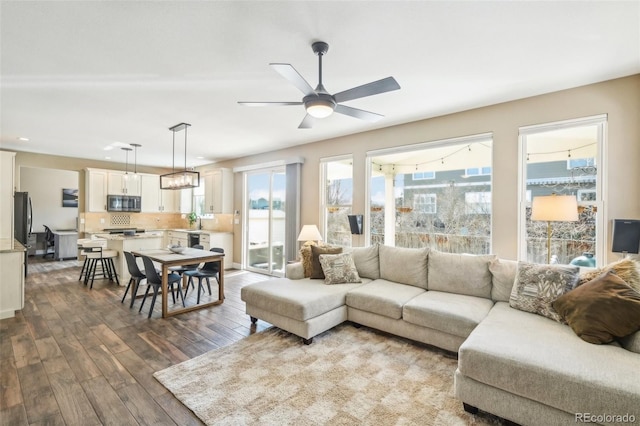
203,169 -> 233,214
167,230 -> 189,248
141,174 -> 179,213
199,232 -> 233,268
107,171 -> 141,196
0,240 -> 25,319
0,151 -> 15,240
86,168 -> 108,212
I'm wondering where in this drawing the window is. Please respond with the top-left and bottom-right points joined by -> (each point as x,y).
465,192 -> 491,214
321,156 -> 353,247
519,116 -> 605,266
414,193 -> 436,213
367,133 -> 492,254
412,171 -> 435,180
465,166 -> 491,177
193,182 -> 205,217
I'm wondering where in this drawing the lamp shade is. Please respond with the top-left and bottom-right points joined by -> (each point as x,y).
297,225 -> 323,243
531,195 -> 579,222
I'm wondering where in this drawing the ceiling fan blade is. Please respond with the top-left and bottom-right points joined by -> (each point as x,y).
270,63 -> 315,96
238,101 -> 303,107
335,104 -> 384,122
333,76 -> 400,103
298,114 -> 315,129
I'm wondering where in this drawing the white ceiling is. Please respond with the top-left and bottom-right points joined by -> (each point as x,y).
1,1 -> 639,169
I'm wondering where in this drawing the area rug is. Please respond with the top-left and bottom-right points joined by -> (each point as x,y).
154,324 -> 503,425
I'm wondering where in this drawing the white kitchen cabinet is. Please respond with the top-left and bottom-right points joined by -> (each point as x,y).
0,151 -> 16,240
167,231 -> 188,248
141,175 -> 179,213
107,171 -> 141,196
86,168 -> 108,212
200,232 -> 233,268
203,169 -> 233,214
0,241 -> 25,319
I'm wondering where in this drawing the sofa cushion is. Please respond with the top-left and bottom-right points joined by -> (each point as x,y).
576,257 -> 640,291
310,245 -> 342,279
458,302 -> 640,418
378,245 -> 429,289
621,331 -> 640,354
319,252 -> 362,284
509,261 -> 579,322
240,278 -> 364,321
346,279 -> 425,319
489,258 -> 518,302
403,291 -> 494,338
552,271 -> 640,344
349,244 -> 380,279
427,250 -> 495,298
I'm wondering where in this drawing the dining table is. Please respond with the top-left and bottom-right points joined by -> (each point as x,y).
131,247 -> 225,318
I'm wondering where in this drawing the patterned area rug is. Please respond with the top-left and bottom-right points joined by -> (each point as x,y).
154,324 -> 505,425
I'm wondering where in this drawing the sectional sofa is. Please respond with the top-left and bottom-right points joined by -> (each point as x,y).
240,244 -> 640,425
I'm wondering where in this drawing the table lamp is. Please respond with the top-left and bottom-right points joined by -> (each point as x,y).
531,194 -> 579,264
297,225 -> 323,246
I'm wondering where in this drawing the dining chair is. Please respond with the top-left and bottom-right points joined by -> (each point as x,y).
139,255 -> 184,318
80,239 -> 119,289
184,248 -> 224,304
122,251 -> 147,308
169,244 -> 203,286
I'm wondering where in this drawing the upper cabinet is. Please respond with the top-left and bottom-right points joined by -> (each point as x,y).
86,168 -> 108,212
203,169 -> 233,214
107,171 -> 141,196
140,174 -> 179,213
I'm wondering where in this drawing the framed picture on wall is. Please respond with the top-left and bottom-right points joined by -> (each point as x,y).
62,188 -> 78,207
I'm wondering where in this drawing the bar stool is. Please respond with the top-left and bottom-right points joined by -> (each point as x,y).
77,238 -> 97,281
81,240 -> 120,289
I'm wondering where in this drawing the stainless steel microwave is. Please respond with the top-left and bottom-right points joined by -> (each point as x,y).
107,195 -> 141,212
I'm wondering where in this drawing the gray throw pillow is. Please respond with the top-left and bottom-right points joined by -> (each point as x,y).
509,261 -> 579,322
319,252 -> 362,284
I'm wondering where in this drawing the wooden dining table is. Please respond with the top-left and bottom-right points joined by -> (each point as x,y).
131,247 -> 225,318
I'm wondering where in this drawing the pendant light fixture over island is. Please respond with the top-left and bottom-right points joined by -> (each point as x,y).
160,122 -> 200,190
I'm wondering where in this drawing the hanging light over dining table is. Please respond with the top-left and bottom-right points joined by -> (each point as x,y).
160,122 -> 200,190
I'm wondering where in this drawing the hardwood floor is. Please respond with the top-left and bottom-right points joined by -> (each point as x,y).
0,256 -> 272,425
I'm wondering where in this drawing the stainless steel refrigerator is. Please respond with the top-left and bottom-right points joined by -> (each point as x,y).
14,191 -> 32,275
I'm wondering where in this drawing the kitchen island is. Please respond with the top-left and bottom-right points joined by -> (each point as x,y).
93,232 -> 164,284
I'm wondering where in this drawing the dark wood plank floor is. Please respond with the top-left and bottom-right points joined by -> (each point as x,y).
0,256 -> 272,425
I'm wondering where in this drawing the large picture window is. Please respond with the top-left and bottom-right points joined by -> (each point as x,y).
519,116 -> 605,266
367,134 -> 492,254
321,156 -> 353,247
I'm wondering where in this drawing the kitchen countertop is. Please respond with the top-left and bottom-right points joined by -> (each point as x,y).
0,238 -> 27,253
93,232 -> 164,241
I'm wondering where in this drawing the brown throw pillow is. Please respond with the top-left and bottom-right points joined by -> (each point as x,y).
577,258 -> 640,291
299,245 -> 313,278
552,271 -> 640,344
310,245 -> 342,279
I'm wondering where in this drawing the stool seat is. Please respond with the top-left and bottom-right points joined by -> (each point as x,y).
80,240 -> 119,289
86,249 -> 118,259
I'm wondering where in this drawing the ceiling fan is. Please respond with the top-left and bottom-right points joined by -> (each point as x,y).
238,41 -> 401,129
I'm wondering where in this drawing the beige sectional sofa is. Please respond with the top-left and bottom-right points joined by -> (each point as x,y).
240,244 -> 640,425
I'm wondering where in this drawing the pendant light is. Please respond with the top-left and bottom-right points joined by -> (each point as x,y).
121,147 -> 132,180
160,122 -> 200,190
130,143 -> 141,180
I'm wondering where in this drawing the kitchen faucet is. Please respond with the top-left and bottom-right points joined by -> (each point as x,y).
198,216 -> 202,230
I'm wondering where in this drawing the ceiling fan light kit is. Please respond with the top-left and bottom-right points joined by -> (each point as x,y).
160,122 -> 200,190
238,40 -> 400,128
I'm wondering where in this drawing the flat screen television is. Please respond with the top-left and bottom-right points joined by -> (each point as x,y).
611,219 -> 640,254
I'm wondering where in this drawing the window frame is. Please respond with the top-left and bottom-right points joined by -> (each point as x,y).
320,154 -> 354,247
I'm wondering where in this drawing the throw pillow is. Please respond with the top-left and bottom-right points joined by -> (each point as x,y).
552,271 -> 640,344
319,252 -> 362,284
576,258 -> 640,291
299,245 -> 313,278
509,261 -> 579,322
310,245 -> 342,279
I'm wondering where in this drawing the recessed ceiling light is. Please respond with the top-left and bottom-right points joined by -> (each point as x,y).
18,137 -> 29,141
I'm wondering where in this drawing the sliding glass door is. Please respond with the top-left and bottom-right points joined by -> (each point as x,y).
245,168 -> 286,276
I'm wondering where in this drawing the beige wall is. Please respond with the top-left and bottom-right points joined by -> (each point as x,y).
214,75 -> 640,264
7,75 -> 639,266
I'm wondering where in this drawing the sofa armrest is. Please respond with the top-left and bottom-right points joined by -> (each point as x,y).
285,262 -> 305,280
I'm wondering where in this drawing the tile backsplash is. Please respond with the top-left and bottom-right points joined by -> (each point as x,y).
80,212 -> 233,234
